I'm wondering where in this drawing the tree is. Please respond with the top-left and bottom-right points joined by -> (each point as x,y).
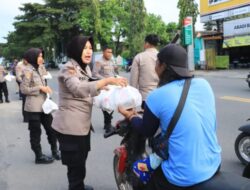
2,3 -> 51,60
177,0 -> 199,32
127,0 -> 146,57
2,0 -> 180,61
78,0 -> 132,55
144,14 -> 178,47
45,0 -> 91,58
2,0 -> 89,61
204,21 -> 217,31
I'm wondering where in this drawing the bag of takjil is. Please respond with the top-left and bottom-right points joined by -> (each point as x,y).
42,93 -> 58,114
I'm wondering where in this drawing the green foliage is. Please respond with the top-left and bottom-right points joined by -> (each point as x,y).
177,0 -> 199,32
145,14 -> 178,47
126,0 -> 146,57
204,21 -> 216,31
78,0 -> 129,54
177,0 -> 199,45
121,49 -> 130,59
2,0 -> 180,61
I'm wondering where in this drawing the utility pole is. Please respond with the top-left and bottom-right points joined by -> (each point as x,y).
183,16 -> 194,71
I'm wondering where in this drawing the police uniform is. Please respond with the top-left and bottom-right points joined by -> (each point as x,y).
20,64 -> 59,162
16,61 -> 29,121
52,59 -> 99,190
0,65 -> 9,103
130,48 -> 159,109
38,64 -> 47,76
92,57 -> 117,131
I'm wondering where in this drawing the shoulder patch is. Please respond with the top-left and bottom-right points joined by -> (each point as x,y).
25,71 -> 32,79
67,66 -> 77,75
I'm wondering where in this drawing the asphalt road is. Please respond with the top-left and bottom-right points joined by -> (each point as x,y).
0,70 -> 249,190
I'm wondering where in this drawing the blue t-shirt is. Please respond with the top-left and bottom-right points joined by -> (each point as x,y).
146,78 -> 221,187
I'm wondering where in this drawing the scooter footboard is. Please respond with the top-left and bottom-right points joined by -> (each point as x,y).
190,171 -> 250,190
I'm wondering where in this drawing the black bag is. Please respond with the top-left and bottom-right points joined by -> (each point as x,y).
151,79 -> 191,160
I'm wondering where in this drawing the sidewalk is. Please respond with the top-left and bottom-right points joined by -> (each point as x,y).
193,69 -> 249,79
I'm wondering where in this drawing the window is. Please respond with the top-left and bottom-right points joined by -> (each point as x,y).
209,0 -> 230,6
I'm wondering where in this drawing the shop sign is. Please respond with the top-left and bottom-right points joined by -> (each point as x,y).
183,17 -> 193,46
223,35 -> 250,48
224,17 -> 250,37
201,4 -> 250,22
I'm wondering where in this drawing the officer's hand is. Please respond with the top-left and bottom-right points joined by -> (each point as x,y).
46,86 -> 53,94
40,86 -> 52,94
109,77 -> 127,87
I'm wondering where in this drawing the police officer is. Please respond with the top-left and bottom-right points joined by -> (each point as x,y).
21,48 -> 60,164
92,45 -> 119,133
130,34 -> 159,109
0,64 -> 10,103
16,58 -> 29,121
52,36 -> 127,190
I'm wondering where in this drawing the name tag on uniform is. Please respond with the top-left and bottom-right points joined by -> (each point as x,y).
79,76 -> 87,81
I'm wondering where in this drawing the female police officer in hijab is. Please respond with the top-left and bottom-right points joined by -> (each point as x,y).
21,48 -> 60,164
52,35 -> 127,190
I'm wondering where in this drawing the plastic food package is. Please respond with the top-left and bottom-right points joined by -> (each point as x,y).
43,72 -> 52,80
42,94 -> 58,114
94,85 -> 142,113
4,73 -> 16,82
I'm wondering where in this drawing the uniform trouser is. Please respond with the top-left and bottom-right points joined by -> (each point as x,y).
22,95 -> 28,123
22,95 -> 26,118
63,151 -> 88,190
28,113 -> 57,156
102,110 -> 113,125
55,131 -> 91,190
0,82 -> 8,100
16,80 -> 22,98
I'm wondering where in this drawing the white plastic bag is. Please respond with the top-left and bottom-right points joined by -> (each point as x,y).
42,94 -> 58,114
93,85 -> 142,112
43,72 -> 52,80
115,86 -> 142,109
4,73 -> 16,82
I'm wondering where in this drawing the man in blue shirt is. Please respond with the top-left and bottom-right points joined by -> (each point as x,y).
119,44 -> 221,189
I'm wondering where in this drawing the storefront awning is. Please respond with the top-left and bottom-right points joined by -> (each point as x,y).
223,35 -> 250,48
203,36 -> 222,40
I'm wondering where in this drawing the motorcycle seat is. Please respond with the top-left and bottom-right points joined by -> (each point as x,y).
190,171 -> 250,190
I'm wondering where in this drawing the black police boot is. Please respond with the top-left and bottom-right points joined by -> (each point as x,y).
35,153 -> 54,164
84,185 -> 94,190
0,99 -> 3,103
52,149 -> 61,160
5,98 -> 10,103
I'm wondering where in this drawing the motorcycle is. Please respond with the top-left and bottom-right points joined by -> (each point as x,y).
105,118 -> 250,190
104,119 -> 147,190
246,72 -> 250,88
235,121 -> 250,164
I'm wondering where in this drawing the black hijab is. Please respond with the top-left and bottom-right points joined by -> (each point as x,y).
67,35 -> 94,71
24,48 -> 42,70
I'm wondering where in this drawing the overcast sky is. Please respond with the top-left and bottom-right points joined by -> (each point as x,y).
0,0 -> 203,43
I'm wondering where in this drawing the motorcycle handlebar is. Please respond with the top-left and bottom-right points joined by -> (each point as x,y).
103,128 -> 117,138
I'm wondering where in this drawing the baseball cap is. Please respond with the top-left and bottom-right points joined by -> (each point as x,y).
157,44 -> 192,77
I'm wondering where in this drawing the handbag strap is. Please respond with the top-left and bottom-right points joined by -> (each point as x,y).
165,79 -> 191,139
